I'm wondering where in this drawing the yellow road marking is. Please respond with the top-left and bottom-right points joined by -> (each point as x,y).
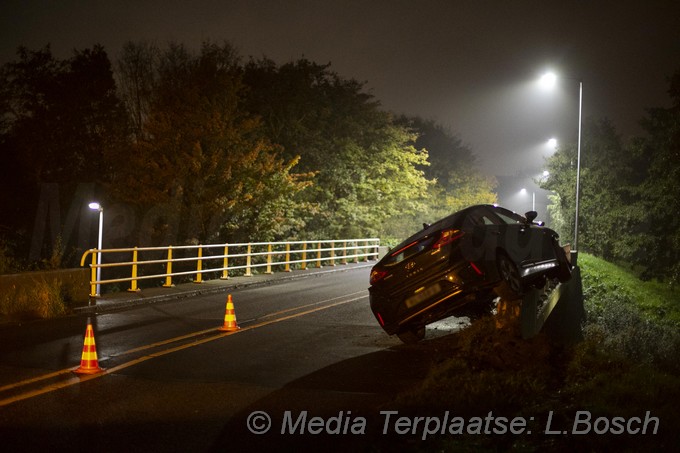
0,368 -> 73,392
0,294 -> 367,407
257,290 -> 366,319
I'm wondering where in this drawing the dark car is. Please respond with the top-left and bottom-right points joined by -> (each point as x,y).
368,204 -> 572,343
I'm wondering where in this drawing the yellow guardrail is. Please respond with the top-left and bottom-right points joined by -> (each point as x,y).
80,239 -> 380,298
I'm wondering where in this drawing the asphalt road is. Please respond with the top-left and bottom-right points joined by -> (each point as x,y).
0,265 -> 468,452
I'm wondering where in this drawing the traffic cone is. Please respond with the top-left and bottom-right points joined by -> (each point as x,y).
219,294 -> 240,332
73,322 -> 104,375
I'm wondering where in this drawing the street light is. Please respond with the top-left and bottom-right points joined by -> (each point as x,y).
547,137 -> 557,149
519,188 -> 535,211
540,71 -> 582,261
88,202 -> 103,297
539,72 -> 557,89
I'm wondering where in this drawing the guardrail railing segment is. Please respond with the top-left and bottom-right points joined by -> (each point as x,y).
80,239 -> 380,297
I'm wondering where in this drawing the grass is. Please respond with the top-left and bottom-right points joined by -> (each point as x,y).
388,253 -> 680,451
579,253 -> 680,324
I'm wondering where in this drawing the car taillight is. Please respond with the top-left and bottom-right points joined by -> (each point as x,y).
370,269 -> 388,285
432,229 -> 464,249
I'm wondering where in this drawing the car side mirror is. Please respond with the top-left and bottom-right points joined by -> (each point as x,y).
524,211 -> 538,224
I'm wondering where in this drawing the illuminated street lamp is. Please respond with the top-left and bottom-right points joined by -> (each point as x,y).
539,72 -> 557,89
547,137 -> 557,149
519,188 -> 535,211
88,202 -> 103,297
540,71 -> 583,261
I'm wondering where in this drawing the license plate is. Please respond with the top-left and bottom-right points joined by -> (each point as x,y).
405,283 -> 441,308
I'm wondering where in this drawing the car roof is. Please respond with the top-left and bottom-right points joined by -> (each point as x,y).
386,204 -> 526,254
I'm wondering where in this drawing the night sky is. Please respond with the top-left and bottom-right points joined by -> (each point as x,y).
2,0 -> 679,179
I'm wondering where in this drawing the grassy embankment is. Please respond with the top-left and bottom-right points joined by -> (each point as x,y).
391,253 -> 680,451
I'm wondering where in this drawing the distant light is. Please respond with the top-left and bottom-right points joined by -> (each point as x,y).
88,202 -> 102,211
543,170 -> 550,177
520,188 -> 527,195
547,138 -> 557,148
539,72 -> 557,89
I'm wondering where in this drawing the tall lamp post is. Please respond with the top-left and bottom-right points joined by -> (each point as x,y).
540,71 -> 582,262
88,202 -> 103,297
519,188 -> 535,211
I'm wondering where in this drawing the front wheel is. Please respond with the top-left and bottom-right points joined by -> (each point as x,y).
397,325 -> 426,344
494,252 -> 523,299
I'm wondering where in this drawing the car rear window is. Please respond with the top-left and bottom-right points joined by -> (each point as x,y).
495,211 -> 524,225
384,236 -> 437,265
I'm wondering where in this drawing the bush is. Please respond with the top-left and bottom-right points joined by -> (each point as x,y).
583,303 -> 680,373
0,240 -> 17,275
0,277 -> 68,320
579,253 -> 680,372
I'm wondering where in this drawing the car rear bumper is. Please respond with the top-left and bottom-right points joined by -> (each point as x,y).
369,261 -> 484,335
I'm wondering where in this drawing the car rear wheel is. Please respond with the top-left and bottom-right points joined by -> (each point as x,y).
495,252 -> 523,299
397,325 -> 426,344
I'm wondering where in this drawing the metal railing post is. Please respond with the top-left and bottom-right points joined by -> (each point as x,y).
221,244 -> 229,280
163,246 -> 174,287
301,242 -> 307,270
128,247 -> 140,292
317,241 -> 322,268
245,243 -> 253,276
89,251 -> 98,298
265,243 -> 273,274
194,246 -> 203,283
285,243 -> 291,272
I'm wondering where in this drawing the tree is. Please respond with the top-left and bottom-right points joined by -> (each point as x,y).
396,117 -> 476,182
108,41 -> 312,244
116,41 -> 158,139
0,45 -> 129,264
539,69 -> 680,284
630,69 -> 680,281
540,118 -> 645,259
1,45 -> 128,186
243,59 -> 433,239
396,116 -> 497,231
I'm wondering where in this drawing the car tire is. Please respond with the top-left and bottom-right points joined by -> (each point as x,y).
397,325 -> 426,344
494,252 -> 523,299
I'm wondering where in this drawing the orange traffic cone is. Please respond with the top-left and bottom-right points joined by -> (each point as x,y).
219,294 -> 240,332
73,322 -> 104,375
